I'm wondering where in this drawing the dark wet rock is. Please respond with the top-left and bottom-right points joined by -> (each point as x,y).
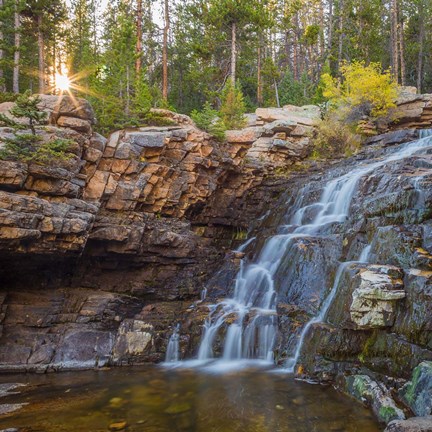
274,235 -> 342,315
365,130 -> 418,147
385,416 -> 432,432
296,322 -> 368,381
400,362 -> 432,416
393,270 -> 432,349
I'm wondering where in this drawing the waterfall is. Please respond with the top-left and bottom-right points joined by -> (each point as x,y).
359,245 -> 371,263
165,324 -> 180,363
195,132 -> 432,368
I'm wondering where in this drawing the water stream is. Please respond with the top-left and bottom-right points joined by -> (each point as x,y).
0,366 -> 380,432
195,130 -> 432,369
165,324 -> 180,363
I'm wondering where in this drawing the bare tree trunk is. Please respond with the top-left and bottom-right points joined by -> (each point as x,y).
293,12 -> 300,80
399,17 -> 406,86
319,2 -> 325,58
417,2 -> 424,92
126,65 -> 130,115
162,0 -> 169,101
0,0 -> 5,92
285,31 -> 292,71
136,0 -> 143,76
37,14 -> 45,94
52,35 -> 56,91
257,39 -> 263,106
274,78 -> 280,108
391,0 -> 399,82
231,21 -> 237,84
326,0 -> 334,64
337,0 -> 344,71
13,0 -> 20,94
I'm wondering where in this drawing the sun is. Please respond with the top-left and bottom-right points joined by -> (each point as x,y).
55,73 -> 71,91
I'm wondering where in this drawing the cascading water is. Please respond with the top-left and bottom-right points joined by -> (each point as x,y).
165,324 -> 180,363
195,130 -> 432,368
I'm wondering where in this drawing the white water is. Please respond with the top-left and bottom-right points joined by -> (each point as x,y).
165,324 -> 180,363
195,131 -> 432,369
359,245 -> 371,263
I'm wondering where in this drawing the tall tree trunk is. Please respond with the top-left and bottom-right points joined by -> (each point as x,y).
13,0 -> 20,94
257,39 -> 263,106
230,21 -> 237,84
390,0 -> 399,82
293,13 -> 300,80
274,78 -> 280,108
126,65 -> 130,116
52,31 -> 57,91
399,18 -> 406,86
37,14 -> 45,94
417,2 -> 424,92
162,0 -> 169,101
136,0 -> 143,76
0,0 -> 5,92
319,2 -> 325,58
284,30 -> 292,71
327,0 -> 334,65
337,0 -> 344,72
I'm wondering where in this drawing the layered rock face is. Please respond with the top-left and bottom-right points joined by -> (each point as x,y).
393,91 -> 432,129
0,95 -> 314,371
226,104 -> 318,168
0,93 -> 432,429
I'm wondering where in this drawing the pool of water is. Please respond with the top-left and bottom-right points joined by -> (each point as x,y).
0,364 -> 381,432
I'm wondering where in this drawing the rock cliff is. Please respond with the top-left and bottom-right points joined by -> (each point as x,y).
0,93 -> 431,428
0,95 -> 315,370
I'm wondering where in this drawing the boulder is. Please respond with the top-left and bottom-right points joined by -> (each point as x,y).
256,107 -> 317,126
225,127 -> 264,144
350,265 -> 405,329
112,319 -> 154,363
345,374 -> 405,424
36,94 -> 95,123
400,362 -> 432,417
57,116 -> 92,133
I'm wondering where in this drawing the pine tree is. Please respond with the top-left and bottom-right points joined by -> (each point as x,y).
220,80 -> 247,130
0,91 -> 72,162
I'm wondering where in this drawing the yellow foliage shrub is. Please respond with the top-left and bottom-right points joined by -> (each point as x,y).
322,61 -> 399,118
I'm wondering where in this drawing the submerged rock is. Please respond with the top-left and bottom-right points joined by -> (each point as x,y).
345,375 -> 405,424
385,416 -> 432,432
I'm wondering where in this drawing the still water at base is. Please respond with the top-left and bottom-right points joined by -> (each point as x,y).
0,365 -> 380,432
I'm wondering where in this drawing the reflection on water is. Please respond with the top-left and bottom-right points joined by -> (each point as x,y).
0,365 -> 380,432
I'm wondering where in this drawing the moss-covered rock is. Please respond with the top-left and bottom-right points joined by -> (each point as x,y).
400,361 -> 432,416
345,374 -> 405,424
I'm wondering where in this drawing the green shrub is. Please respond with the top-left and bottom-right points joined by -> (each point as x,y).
191,102 -> 226,141
0,92 -> 19,104
312,114 -> 361,158
0,90 -> 47,135
279,71 -> 315,107
0,91 -> 73,164
0,135 -> 73,164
